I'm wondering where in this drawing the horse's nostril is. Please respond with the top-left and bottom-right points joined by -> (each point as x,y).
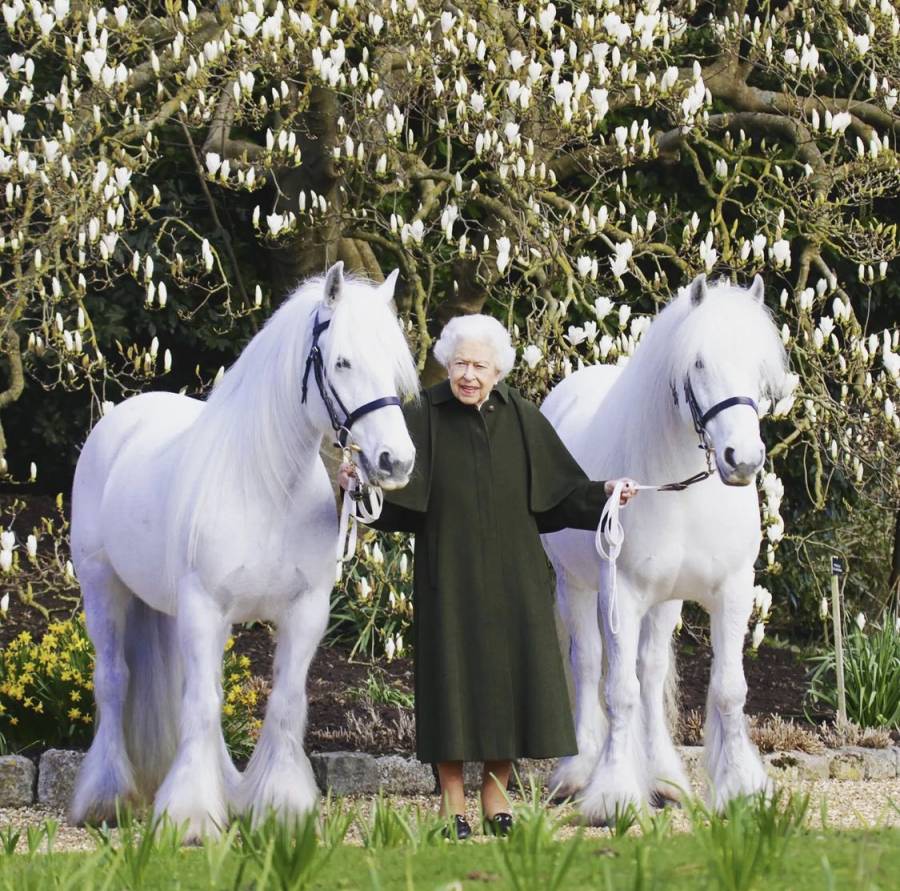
378,450 -> 394,473
724,447 -> 737,468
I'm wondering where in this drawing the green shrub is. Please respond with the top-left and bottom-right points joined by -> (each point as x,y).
806,617 -> 900,729
347,668 -> 414,709
0,613 -> 261,756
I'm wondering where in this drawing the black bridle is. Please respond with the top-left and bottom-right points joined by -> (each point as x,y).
300,312 -> 401,449
662,378 -> 758,491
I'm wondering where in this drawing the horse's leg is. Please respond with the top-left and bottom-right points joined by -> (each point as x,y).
549,571 -> 605,799
705,579 -> 771,809
237,584 -> 329,822
579,570 -> 646,824
153,574 -> 230,840
70,554 -> 140,825
638,600 -> 691,806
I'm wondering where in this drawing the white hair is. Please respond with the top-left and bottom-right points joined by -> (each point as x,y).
432,314 -> 516,378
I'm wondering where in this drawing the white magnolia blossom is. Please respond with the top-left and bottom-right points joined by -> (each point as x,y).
522,344 -> 542,369
851,33 -> 870,56
751,622 -> 765,649
770,239 -> 791,268
609,240 -> 633,279
753,585 -> 773,620
593,296 -> 614,321
496,236 -> 512,273
538,4 -> 556,35
828,111 -> 852,134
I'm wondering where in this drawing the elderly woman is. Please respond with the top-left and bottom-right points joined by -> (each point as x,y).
340,314 -> 636,838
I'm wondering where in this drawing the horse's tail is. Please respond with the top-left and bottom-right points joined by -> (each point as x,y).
122,598 -> 182,800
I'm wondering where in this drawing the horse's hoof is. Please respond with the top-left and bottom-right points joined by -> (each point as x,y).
576,810 -> 616,828
649,790 -> 682,810
548,787 -> 578,805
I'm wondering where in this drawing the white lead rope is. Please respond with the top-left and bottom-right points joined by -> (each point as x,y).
595,481 -> 638,635
336,478 -> 383,579
594,478 -> 695,635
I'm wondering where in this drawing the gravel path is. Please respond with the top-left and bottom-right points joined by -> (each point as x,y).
1,776 -> 897,853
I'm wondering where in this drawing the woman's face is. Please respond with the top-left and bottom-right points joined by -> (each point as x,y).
448,339 -> 501,407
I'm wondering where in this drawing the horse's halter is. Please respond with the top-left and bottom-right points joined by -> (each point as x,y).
300,311 -> 401,451
667,377 -> 759,489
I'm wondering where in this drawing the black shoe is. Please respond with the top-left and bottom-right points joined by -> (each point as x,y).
442,814 -> 472,841
484,812 -> 513,837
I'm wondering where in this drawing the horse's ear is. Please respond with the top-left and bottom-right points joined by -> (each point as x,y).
323,261 -> 345,306
688,273 -> 707,307
379,268 -> 400,303
749,274 -> 765,304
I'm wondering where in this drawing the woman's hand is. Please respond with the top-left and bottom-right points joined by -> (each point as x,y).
338,462 -> 358,491
605,478 -> 638,506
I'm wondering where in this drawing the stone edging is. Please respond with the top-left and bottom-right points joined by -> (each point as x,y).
0,746 -> 897,811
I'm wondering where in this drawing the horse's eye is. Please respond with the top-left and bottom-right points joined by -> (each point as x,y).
336,357 -> 351,370
694,358 -> 705,370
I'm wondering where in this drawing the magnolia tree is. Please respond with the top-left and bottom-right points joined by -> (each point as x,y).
1,0 -> 899,627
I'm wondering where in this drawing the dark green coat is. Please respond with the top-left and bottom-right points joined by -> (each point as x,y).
368,380 -> 607,763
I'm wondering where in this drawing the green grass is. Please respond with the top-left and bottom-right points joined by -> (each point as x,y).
0,793 -> 897,890
0,829 -> 897,890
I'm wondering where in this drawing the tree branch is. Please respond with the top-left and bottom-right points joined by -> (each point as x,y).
178,114 -> 250,309
201,85 -> 267,163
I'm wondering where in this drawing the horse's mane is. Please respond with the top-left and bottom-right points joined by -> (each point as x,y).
166,274 -> 419,584
594,279 -> 787,483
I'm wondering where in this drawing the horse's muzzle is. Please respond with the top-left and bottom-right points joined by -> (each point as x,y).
379,473 -> 412,491
718,444 -> 764,486
720,474 -> 756,487
360,451 -> 414,490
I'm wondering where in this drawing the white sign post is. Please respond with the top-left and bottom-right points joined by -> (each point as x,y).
830,556 -> 847,725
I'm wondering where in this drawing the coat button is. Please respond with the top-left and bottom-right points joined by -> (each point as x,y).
486,404 -> 495,412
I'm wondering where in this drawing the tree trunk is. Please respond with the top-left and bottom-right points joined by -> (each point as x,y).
0,329 -> 25,468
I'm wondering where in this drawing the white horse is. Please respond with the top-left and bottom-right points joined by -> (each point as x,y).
542,274 -> 787,823
69,262 -> 418,838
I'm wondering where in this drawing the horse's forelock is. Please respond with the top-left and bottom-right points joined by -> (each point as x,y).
669,280 -> 787,396
325,278 -> 420,399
